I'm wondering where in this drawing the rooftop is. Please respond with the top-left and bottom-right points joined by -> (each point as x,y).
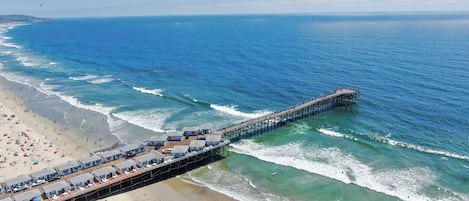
31,168 -> 57,179
79,155 -> 102,164
13,189 -> 41,201
42,181 -> 69,194
68,173 -> 94,184
134,151 -> 164,163
98,150 -> 121,158
92,166 -> 116,176
172,145 -> 189,154
55,161 -> 80,171
113,160 -> 137,170
189,140 -> 205,148
5,175 -> 31,186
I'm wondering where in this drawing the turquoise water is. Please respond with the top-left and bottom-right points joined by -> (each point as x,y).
0,14 -> 468,200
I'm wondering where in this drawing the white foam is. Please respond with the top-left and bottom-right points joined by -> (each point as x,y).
210,104 -> 271,119
1,42 -> 22,49
16,56 -> 39,67
87,77 -> 114,84
187,168 -> 287,201
113,108 -> 173,133
49,62 -> 58,65
385,139 -> 469,161
0,50 -> 12,55
132,87 -> 163,96
69,75 -> 98,81
230,140 -> 442,201
69,74 -> 114,84
326,129 -> 468,161
318,128 -> 345,138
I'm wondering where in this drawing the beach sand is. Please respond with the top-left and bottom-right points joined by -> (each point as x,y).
0,61 -> 233,200
101,177 -> 235,201
0,84 -> 92,181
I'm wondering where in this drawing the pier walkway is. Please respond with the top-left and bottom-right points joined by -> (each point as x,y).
219,88 -> 359,141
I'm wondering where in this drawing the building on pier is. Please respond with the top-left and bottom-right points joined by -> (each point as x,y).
113,160 -> 138,174
30,167 -> 58,186
12,189 -> 41,201
92,166 -> 117,182
172,145 -> 189,158
79,155 -> 103,169
68,173 -> 94,190
134,151 -> 164,167
42,180 -> 70,199
55,161 -> 81,176
97,150 -> 122,163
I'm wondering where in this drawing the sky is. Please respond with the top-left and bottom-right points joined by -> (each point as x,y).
0,0 -> 468,18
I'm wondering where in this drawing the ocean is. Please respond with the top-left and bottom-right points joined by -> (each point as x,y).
0,14 -> 468,201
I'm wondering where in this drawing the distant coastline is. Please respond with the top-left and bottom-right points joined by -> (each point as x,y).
0,15 -> 47,23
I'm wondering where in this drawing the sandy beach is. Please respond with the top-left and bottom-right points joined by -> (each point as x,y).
0,60 -> 233,200
0,82 -> 92,181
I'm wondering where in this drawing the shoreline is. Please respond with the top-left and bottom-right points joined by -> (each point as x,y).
0,73 -> 236,201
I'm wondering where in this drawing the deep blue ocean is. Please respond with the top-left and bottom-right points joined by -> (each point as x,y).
0,14 -> 468,201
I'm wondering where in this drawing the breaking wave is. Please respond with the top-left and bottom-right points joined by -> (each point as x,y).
210,104 -> 272,119
229,140 -> 459,201
318,128 -> 469,161
132,86 -> 163,96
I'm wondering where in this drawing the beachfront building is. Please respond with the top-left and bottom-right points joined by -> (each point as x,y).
167,130 -> 183,141
133,151 -> 164,167
31,167 -> 59,186
12,189 -> 41,201
183,127 -> 202,137
42,180 -> 70,199
97,150 -> 122,163
92,166 -> 117,182
205,134 -> 222,146
113,160 -> 137,174
4,175 -> 32,193
119,144 -> 146,158
146,135 -> 168,147
172,145 -> 189,158
78,155 -> 103,169
189,140 -> 206,152
68,173 -> 94,190
55,161 -> 81,176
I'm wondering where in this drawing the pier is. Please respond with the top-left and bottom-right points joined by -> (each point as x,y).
219,88 -> 359,141
0,88 -> 358,201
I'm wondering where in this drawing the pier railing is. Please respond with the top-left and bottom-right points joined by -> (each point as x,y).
218,88 -> 359,141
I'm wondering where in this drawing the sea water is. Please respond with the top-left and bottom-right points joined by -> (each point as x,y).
0,14 -> 468,201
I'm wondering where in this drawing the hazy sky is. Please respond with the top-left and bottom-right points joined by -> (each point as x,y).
1,0 -> 468,18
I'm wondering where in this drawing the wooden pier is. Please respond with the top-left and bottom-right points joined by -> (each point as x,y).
219,88 -> 359,141
0,88 -> 358,201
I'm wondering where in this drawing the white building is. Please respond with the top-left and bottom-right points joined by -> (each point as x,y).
92,166 -> 117,182
205,134 -> 222,146
13,189 -> 41,201
133,151 -> 164,167
167,130 -> 183,141
172,145 -> 189,158
98,149 -> 122,163
4,175 -> 32,193
146,135 -> 168,147
113,160 -> 138,174
78,155 -> 103,169
68,173 -> 94,190
42,180 -> 70,199
55,161 -> 81,176
119,144 -> 146,158
189,140 -> 206,152
30,167 -> 59,186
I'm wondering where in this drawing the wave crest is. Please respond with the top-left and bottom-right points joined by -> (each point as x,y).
132,87 -> 163,96
230,140 -> 444,201
210,104 -> 271,119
